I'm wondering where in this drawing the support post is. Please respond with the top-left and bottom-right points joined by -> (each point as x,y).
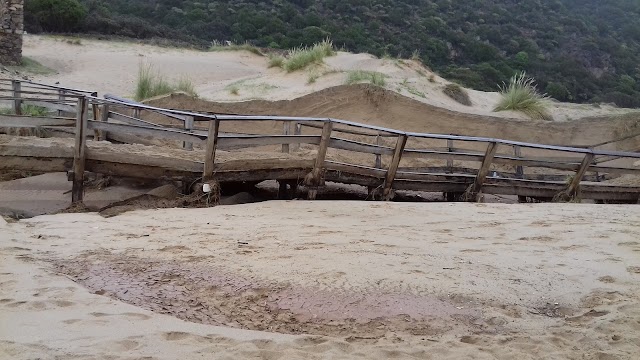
468,142 -> 498,201
202,118 -> 220,181
183,115 -> 194,151
565,153 -> 594,196
306,121 -> 332,200
282,121 -> 290,153
11,80 -> 21,115
382,134 -> 408,200
71,97 -> 89,203
133,108 -> 141,119
291,122 -> 302,152
375,135 -> 382,168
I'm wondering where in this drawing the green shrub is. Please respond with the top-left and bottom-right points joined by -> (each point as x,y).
443,83 -> 472,106
134,63 -> 197,101
25,0 -> 87,32
494,72 -> 551,120
345,70 -> 386,87
283,39 -> 335,72
228,84 -> 240,95
0,105 -> 49,116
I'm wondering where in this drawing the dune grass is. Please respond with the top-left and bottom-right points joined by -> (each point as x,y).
443,83 -> 472,106
6,57 -> 57,75
345,70 -> 386,87
209,41 -> 263,56
0,105 -> 49,116
283,39 -> 335,72
494,72 -> 551,120
134,63 -> 197,101
268,54 -> 285,68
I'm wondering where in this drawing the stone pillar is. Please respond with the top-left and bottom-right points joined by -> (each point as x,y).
0,0 -> 24,66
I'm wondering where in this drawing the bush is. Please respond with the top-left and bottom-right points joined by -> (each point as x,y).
283,39 -> 335,72
443,84 -> 472,106
134,63 -> 197,101
345,70 -> 386,87
494,72 -> 551,120
25,0 -> 87,32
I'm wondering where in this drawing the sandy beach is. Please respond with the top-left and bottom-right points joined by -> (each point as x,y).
2,202 -> 640,359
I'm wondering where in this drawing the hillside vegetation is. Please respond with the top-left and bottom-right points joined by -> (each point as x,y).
25,0 -> 640,108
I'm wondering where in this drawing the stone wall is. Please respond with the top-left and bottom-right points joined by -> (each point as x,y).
0,0 -> 23,65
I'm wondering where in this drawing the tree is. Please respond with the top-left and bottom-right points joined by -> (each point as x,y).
26,0 -> 87,32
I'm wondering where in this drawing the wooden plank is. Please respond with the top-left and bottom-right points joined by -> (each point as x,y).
12,80 -> 21,115
0,156 -> 71,172
301,121 -> 396,137
291,122 -> 302,151
87,121 -> 204,145
0,115 -> 75,127
588,165 -> 640,175
403,149 -> 485,162
307,121 -> 333,199
469,142 -> 498,200
23,100 -> 76,113
203,119 -> 220,181
325,161 -> 387,178
183,115 -> 194,151
392,179 -> 468,193
108,111 -> 164,128
72,97 -> 89,203
217,135 -> 320,149
329,137 -> 395,156
566,153 -> 595,195
383,134 -> 408,200
282,121 -> 290,153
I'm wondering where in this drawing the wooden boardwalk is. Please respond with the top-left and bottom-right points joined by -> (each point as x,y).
1,79 -> 640,204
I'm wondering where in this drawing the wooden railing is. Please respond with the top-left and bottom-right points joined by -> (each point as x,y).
2,79 -> 640,204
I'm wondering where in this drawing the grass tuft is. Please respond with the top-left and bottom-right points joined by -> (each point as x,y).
443,83 -> 472,106
494,72 -> 552,120
345,70 -> 386,87
7,57 -> 57,75
0,105 -> 49,116
134,63 -> 197,101
268,54 -> 285,68
228,84 -> 240,95
209,41 -> 263,56
283,39 -> 335,72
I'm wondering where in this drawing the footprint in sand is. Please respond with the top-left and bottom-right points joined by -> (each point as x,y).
627,266 -> 640,274
598,276 -> 616,283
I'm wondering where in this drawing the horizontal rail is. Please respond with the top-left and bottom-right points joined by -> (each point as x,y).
87,121 -> 204,144
0,115 -> 76,127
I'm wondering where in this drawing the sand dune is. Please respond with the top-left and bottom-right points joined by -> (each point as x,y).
21,35 -> 638,123
2,202 -> 640,359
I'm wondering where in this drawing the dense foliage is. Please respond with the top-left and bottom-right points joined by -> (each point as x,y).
24,0 -> 640,107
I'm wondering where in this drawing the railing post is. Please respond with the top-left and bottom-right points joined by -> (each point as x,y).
514,145 -> 523,179
71,97 -> 89,203
96,103 -> 109,141
11,80 -> 21,115
446,137 -> 454,170
203,118 -> 220,181
282,121 -> 290,153
382,134 -> 407,200
565,153 -> 594,197
375,135 -> 382,168
291,122 -> 302,152
468,142 -> 498,201
183,115 -> 194,151
58,89 -> 65,117
305,121 -> 333,200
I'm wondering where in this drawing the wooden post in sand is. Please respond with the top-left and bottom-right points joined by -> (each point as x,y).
468,142 -> 498,201
11,80 -> 21,115
57,89 -> 65,117
306,121 -> 333,200
514,145 -> 524,179
183,115 -> 194,151
382,134 -> 407,201
446,138 -> 454,170
282,121 -> 290,153
203,118 -> 220,181
71,97 -> 89,203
